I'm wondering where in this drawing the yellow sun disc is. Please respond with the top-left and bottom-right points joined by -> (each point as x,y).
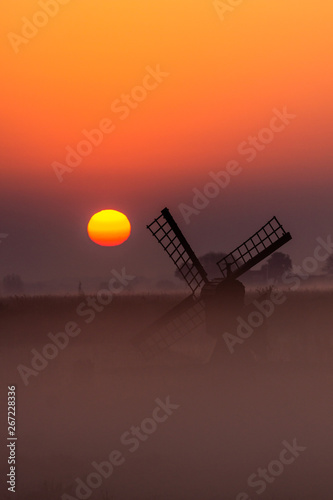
87,210 -> 131,246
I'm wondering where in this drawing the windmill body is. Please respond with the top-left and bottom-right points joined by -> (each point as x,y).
132,208 -> 292,361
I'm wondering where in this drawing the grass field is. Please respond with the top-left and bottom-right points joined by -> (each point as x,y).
1,290 -> 333,499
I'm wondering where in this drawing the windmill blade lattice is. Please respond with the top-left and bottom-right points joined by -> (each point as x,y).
132,208 -> 292,361
217,216 -> 292,279
132,295 -> 206,360
148,208 -> 208,294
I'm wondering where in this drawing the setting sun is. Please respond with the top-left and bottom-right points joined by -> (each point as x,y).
87,209 -> 131,246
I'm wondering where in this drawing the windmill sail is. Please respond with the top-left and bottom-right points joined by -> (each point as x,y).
147,208 -> 208,294
132,210 -> 292,361
131,295 -> 205,359
217,216 -> 292,279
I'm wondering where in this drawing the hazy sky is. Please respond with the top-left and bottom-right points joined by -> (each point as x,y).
1,0 -> 332,286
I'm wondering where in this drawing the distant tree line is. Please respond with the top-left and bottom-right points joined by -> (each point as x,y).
175,250 -> 333,284
2,274 -> 24,294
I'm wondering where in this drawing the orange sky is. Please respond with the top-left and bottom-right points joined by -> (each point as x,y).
1,0 -> 332,185
0,0 -> 332,283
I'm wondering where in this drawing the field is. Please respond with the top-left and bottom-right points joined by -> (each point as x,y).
1,290 -> 333,500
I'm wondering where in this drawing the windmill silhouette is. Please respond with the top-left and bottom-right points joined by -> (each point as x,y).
132,208 -> 292,360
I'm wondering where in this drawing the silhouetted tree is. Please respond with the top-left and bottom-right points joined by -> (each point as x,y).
3,274 -> 24,294
262,252 -> 292,281
156,279 -> 178,291
78,280 -> 85,297
174,251 -> 226,281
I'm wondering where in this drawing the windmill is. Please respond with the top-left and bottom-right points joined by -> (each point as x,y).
132,208 -> 292,360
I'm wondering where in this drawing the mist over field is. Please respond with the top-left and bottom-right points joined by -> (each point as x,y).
1,290 -> 333,500
2,0 -> 333,498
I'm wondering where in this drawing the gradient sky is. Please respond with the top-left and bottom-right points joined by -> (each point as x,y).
0,0 -> 332,287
